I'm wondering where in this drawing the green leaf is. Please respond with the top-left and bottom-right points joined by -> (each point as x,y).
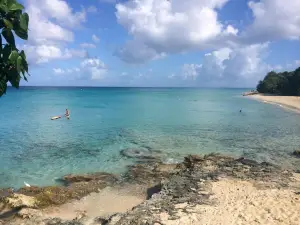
3,19 -> 13,29
19,13 -> 29,31
0,35 -> 2,53
0,4 -> 8,13
22,58 -> 28,73
20,50 -> 26,59
9,3 -> 24,11
7,67 -> 20,88
13,26 -> 28,40
8,50 -> 18,63
7,0 -> 17,8
2,44 -> 11,61
0,76 -> 8,97
16,55 -> 22,73
2,28 -> 15,46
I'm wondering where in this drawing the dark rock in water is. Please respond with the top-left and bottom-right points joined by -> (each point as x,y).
120,148 -> 157,160
61,172 -> 118,185
292,150 -> 300,158
236,157 -> 258,167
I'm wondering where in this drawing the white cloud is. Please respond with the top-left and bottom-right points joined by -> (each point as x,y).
168,73 -> 176,79
115,0 -> 300,64
182,64 -> 202,80
115,0 -> 238,63
181,43 -> 270,87
243,0 -> 300,43
92,34 -> 100,43
87,5 -> 98,13
80,43 -> 97,49
52,58 -> 108,80
80,58 -> 108,80
23,0 -> 87,64
29,0 -> 86,28
53,68 -> 65,75
115,40 -> 166,64
24,45 -> 86,64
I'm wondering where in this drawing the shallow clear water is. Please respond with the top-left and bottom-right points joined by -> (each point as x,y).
0,87 -> 300,188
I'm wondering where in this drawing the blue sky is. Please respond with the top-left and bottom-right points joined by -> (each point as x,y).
18,0 -> 300,87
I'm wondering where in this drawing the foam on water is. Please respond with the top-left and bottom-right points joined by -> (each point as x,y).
0,87 -> 300,188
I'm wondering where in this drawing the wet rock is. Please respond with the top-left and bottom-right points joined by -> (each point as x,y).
292,150 -> 300,158
120,148 -> 158,160
45,218 -> 83,225
123,162 -> 179,185
5,193 -> 38,208
62,172 -> 118,185
106,213 -> 124,225
236,157 -> 258,167
94,216 -> 109,225
16,172 -> 119,208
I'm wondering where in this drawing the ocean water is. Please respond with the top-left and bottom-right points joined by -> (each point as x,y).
0,87 -> 300,188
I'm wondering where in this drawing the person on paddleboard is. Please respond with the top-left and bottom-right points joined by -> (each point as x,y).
65,109 -> 70,118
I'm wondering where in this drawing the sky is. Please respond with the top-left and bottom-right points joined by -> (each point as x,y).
16,0 -> 300,87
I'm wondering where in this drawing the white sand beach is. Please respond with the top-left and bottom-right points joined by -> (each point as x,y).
159,176 -> 300,225
249,94 -> 300,113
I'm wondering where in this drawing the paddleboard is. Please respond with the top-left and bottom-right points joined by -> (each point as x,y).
51,116 -> 61,120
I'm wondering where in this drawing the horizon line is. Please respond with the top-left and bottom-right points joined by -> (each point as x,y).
10,86 -> 255,89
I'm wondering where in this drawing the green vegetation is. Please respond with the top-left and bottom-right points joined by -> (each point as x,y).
0,0 -> 29,97
257,67 -> 300,96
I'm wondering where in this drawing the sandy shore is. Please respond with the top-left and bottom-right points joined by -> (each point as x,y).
248,94 -> 300,113
159,176 -> 300,225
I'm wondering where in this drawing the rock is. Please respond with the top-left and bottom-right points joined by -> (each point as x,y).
236,157 -> 258,167
107,213 -> 123,225
0,188 -> 14,200
45,218 -> 83,225
120,148 -> 158,160
5,193 -> 38,208
62,172 -> 118,185
15,172 -> 119,208
17,208 -> 44,219
154,164 -> 179,173
94,216 -> 109,225
292,150 -> 300,158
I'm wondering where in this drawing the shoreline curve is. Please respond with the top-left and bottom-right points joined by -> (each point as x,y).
246,93 -> 300,114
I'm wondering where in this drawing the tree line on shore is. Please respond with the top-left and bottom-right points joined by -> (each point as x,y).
256,67 -> 300,96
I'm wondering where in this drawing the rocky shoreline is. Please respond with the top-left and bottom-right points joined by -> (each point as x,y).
1,153 -> 300,225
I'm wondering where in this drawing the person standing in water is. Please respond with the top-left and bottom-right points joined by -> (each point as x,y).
65,109 -> 70,119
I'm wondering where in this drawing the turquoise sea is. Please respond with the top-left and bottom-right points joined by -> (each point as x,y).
1,87 -> 300,188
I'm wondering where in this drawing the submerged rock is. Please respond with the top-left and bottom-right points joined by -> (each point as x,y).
120,148 -> 157,160
62,172 -> 118,185
292,150 -> 300,158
